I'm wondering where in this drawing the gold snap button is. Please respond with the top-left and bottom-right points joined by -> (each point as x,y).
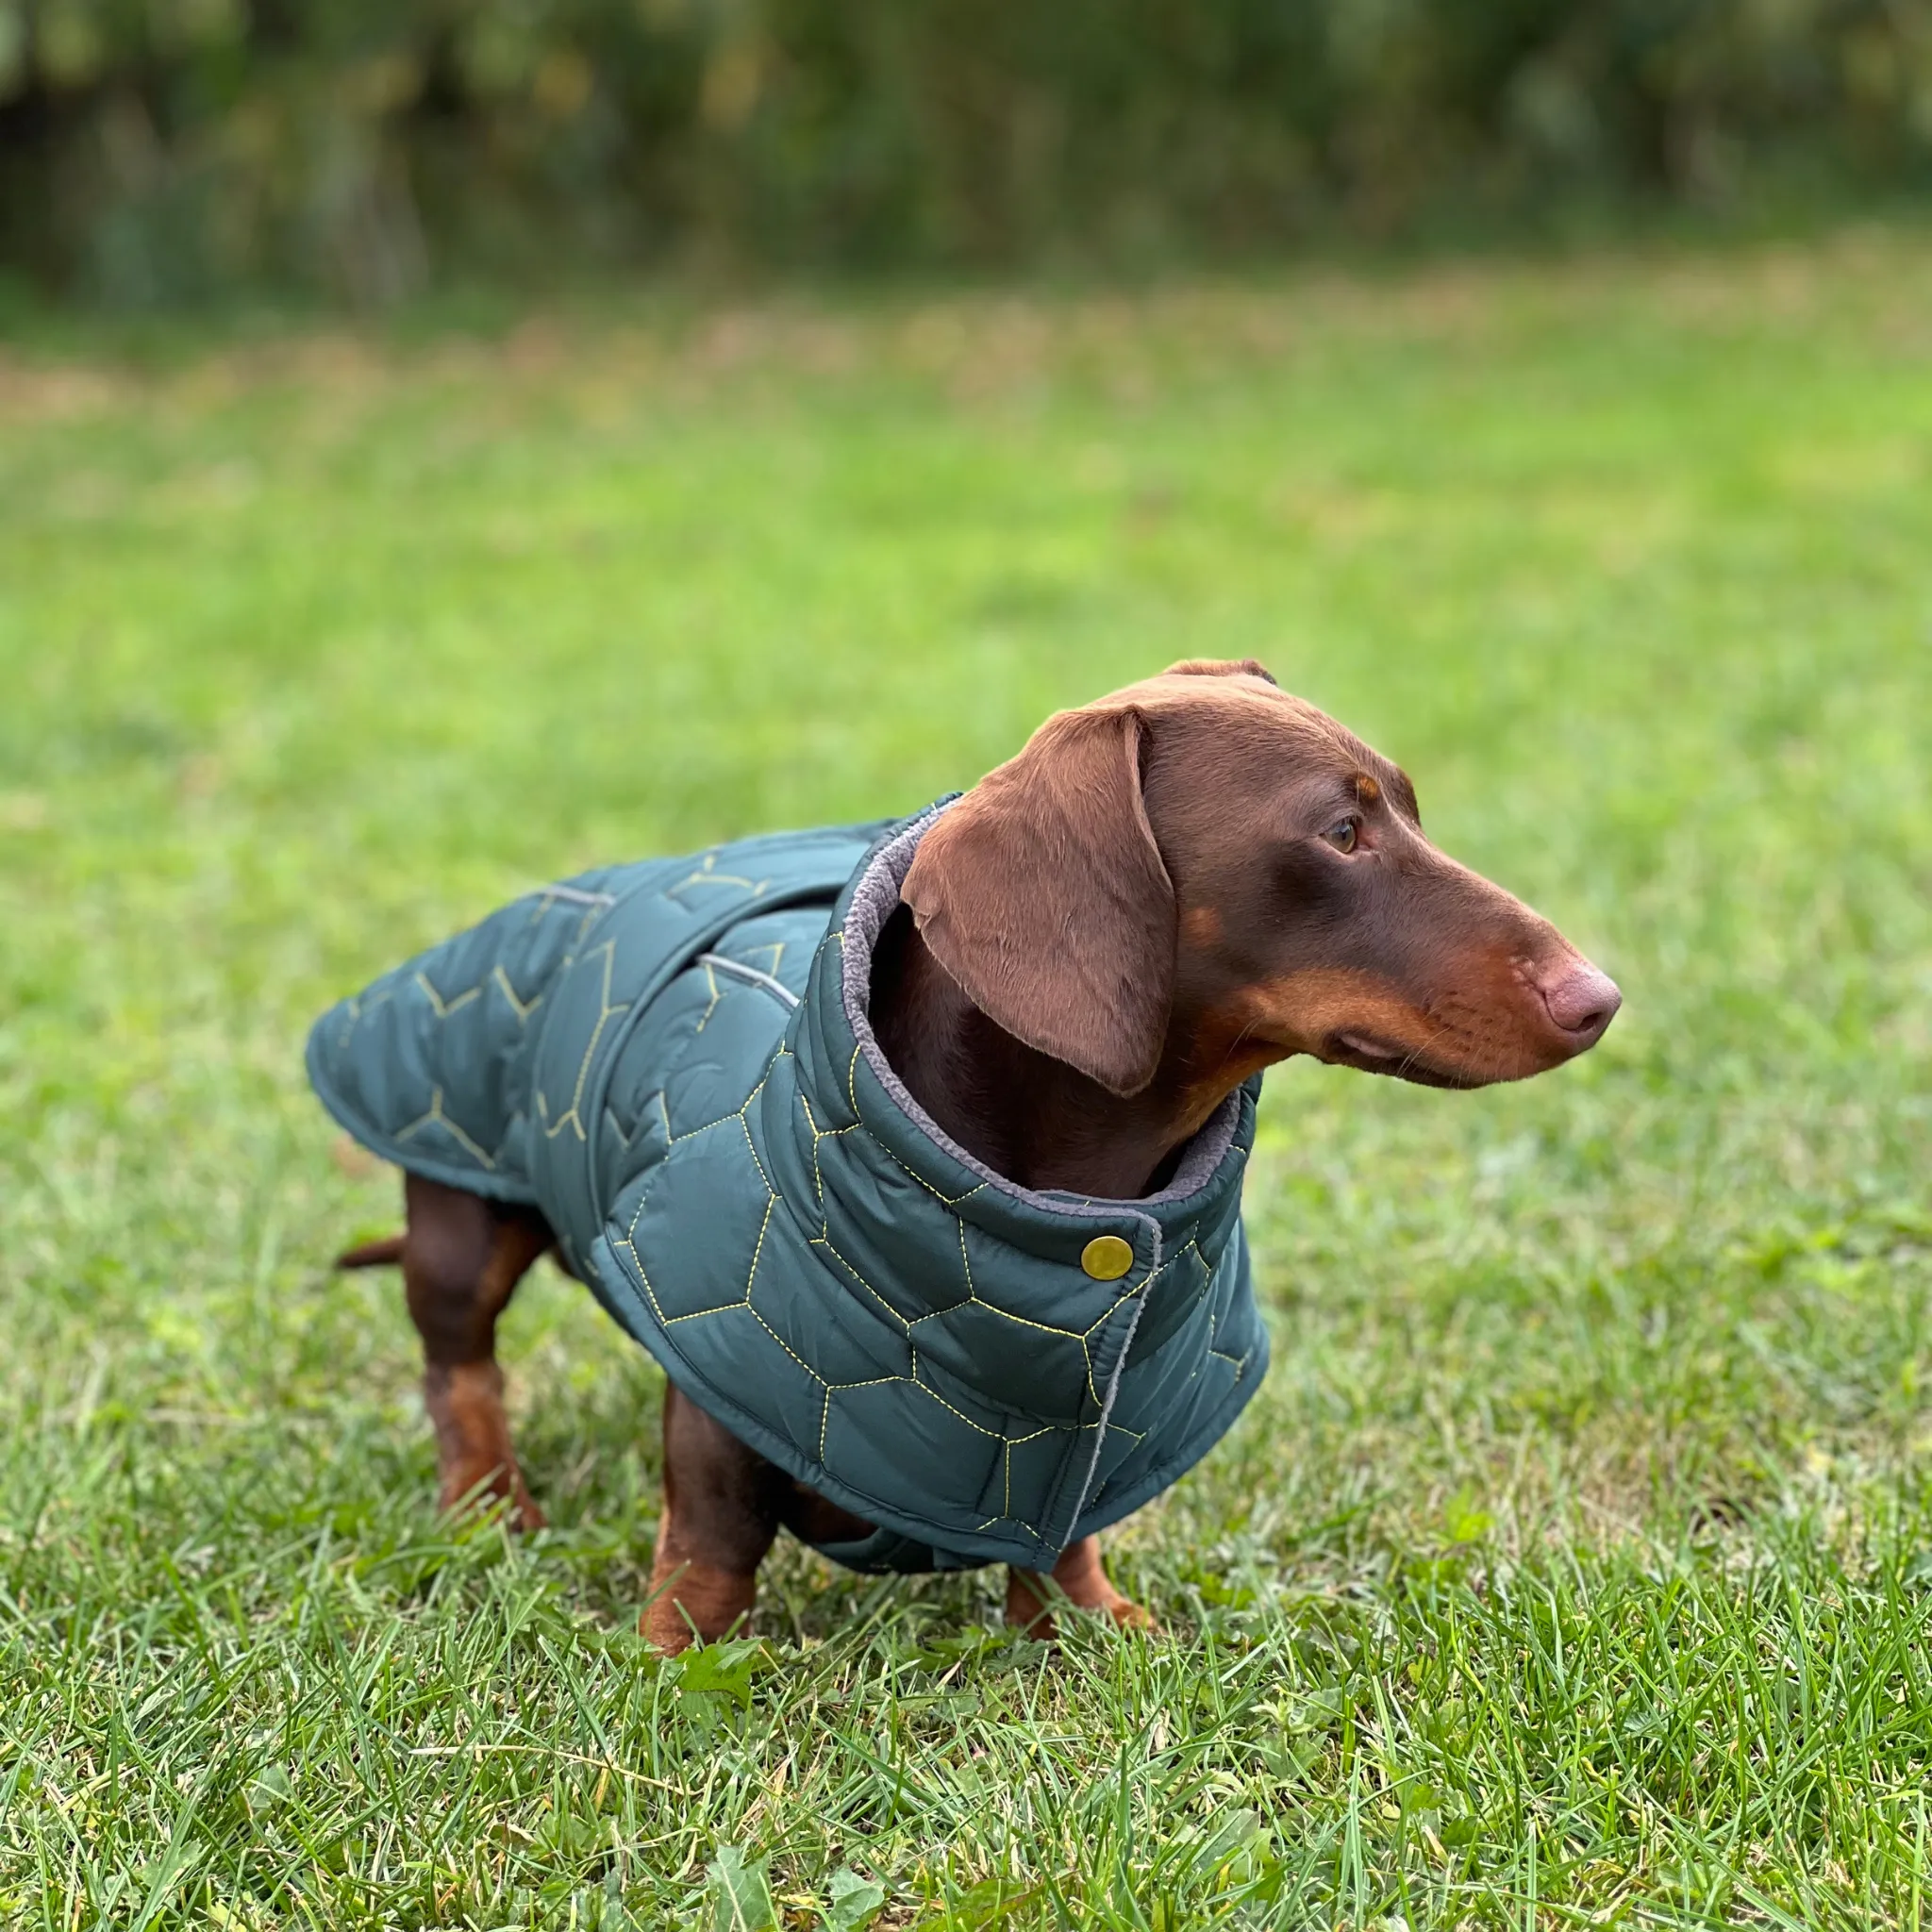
1080,1235 -> 1134,1282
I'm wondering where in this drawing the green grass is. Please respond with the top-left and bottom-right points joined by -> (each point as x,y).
3,228 -> 1932,1928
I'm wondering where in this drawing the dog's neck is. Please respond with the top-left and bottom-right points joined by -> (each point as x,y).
870,905 -> 1239,1199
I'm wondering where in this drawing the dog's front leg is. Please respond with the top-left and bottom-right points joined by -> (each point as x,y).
646,1384 -> 784,1654
1006,1536 -> 1157,1640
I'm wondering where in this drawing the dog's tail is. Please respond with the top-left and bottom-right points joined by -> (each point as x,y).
335,1233 -> 407,1270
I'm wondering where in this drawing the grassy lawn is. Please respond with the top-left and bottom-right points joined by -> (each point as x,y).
3,230 -> 1931,1927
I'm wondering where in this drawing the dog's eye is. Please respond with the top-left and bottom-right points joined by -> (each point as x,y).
1322,819 -> 1358,854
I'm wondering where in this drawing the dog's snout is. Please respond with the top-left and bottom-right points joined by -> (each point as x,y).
1537,958 -> 1621,1045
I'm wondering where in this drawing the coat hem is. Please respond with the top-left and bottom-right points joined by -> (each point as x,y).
586,1236 -> 1063,1574
306,1019 -> 541,1207
585,1234 -> 1266,1577
1066,1325 -> 1273,1546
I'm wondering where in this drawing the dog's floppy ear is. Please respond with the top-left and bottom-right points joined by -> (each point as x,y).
1163,657 -> 1276,685
901,704 -> 1175,1097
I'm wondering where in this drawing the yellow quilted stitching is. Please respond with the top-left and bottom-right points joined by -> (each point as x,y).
903,1349 -> 1003,1442
491,963 -> 543,1024
615,1186 -> 777,1330
335,983 -> 392,1050
537,941 -> 630,1144
816,1373 -> 904,1460
742,1191 -> 776,1298
737,1108 -> 773,1193
615,998 -> 817,1332
733,940 -> 787,976
903,1219 -> 974,1328
331,888 -> 602,1176
808,1235 -> 913,1333
942,1293 -> 1091,1342
998,1423 -> 1062,1520
693,959 -> 724,1034
974,1519 -> 1051,1547
878,1141 -> 990,1210
413,971 -> 483,1020
670,854 -> 772,895
650,1068 -> 774,1156
818,1374 -> 923,1449
608,1235 -> 672,1330
798,1070 -> 933,1335
744,1303 -> 825,1382
1076,1238 -> 1204,1341
392,1087 -> 497,1171
804,1095 -> 826,1210
1082,1338 -> 1103,1410
797,1091 -> 859,1212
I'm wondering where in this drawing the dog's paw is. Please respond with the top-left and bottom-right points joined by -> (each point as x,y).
641,1605 -> 696,1655
1101,1593 -> 1158,1636
1004,1569 -> 1158,1640
641,1555 -> 758,1654
1002,1592 -> 1158,1641
438,1466 -> 545,1534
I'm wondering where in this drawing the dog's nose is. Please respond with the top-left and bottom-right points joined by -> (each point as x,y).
1537,958 -> 1622,1044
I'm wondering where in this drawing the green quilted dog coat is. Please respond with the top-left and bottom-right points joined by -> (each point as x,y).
308,802 -> 1268,1574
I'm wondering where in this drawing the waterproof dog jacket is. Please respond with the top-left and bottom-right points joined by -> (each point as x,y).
308,803 -> 1268,1574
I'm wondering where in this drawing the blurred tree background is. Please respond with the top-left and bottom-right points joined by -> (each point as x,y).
3,0 -> 1930,305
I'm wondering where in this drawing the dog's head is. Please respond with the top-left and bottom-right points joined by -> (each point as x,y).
902,658 -> 1619,1106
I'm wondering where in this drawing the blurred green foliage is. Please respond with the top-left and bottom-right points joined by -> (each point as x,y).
4,0 -> 1932,303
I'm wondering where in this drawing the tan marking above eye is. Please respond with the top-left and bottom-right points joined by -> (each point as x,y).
1354,773 -> 1381,807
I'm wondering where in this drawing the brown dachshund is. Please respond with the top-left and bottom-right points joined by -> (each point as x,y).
336,660 -> 1618,1647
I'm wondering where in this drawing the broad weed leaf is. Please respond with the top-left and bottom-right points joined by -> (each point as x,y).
824,1865 -> 887,1929
706,1844 -> 776,1932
